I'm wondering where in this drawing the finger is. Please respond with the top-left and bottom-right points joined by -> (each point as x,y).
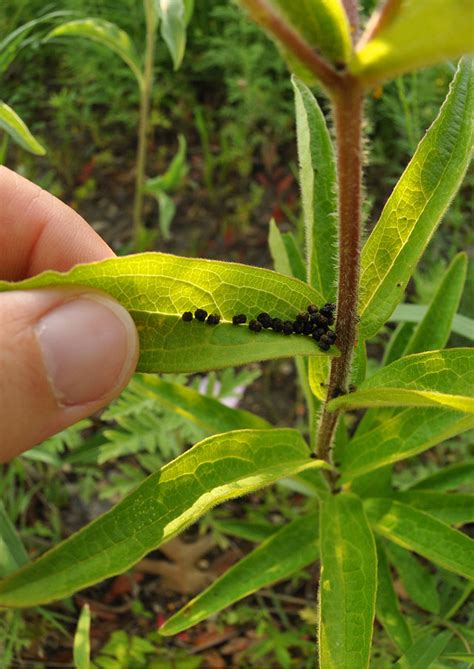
0,166 -> 113,280
0,288 -> 139,462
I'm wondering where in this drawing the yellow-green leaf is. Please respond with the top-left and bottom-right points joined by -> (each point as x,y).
0,101 -> 46,155
359,59 -> 473,338
0,253 -> 338,374
351,1 -> 474,86
375,542 -> 412,652
365,498 -> 474,579
73,605 -> 91,669
329,349 -> 474,414
318,492 -> 377,669
46,19 -> 144,88
0,429 -> 328,607
160,511 -> 319,635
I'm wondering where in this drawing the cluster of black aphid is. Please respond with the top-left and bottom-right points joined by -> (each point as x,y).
182,303 -> 337,351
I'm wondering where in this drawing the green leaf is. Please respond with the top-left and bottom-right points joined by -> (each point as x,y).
340,407 -> 474,483
157,191 -> 176,240
383,322 -> 416,366
404,253 -> 467,356
0,101 -> 46,156
144,135 -> 187,193
0,429 -> 328,607
375,542 -> 412,652
270,0 -> 352,65
391,304 -> 474,342
213,519 -> 276,542
0,253 -> 337,374
132,374 -> 270,433
73,605 -> 91,669
160,511 -> 319,635
359,59 -> 473,339
394,630 -> 452,669
308,355 -> 329,400
159,0 -> 189,70
409,461 -> 474,492
46,19 -> 144,88
365,498 -> 474,579
384,541 -> 440,614
282,232 -> 306,282
351,1 -> 474,86
329,349 -> 474,413
268,220 -> 305,281
0,503 -> 29,578
318,493 -> 377,669
393,491 -> 474,526
292,76 -> 337,301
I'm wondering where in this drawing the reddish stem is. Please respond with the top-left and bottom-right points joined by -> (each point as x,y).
316,78 -> 364,467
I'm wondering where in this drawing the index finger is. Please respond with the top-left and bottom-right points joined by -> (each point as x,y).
0,166 -> 114,281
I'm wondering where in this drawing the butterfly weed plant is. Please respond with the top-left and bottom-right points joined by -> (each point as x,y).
0,1 -> 473,666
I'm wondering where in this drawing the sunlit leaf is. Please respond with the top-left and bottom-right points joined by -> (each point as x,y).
159,0 -> 190,70
365,498 -> 474,579
318,493 -> 376,669
393,491 -> 474,526
359,59 -> 473,338
292,76 -> 337,301
352,1 -> 474,86
0,429 -> 328,607
73,605 -> 91,669
0,253 -> 339,374
329,349 -> 474,413
409,460 -> 474,492
391,304 -> 474,342
160,512 -> 319,635
0,101 -> 45,155
341,407 -> 474,483
46,19 -> 144,88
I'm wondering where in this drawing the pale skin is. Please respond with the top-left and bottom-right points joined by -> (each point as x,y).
0,166 -> 140,462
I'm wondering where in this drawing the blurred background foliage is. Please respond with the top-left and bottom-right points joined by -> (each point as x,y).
0,1 -> 472,667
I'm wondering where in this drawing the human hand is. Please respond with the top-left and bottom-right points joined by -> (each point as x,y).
0,167 -> 139,461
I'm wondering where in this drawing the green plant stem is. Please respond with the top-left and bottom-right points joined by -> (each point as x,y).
316,78 -> 364,470
132,2 -> 156,246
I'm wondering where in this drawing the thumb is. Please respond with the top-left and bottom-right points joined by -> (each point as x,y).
0,288 -> 139,461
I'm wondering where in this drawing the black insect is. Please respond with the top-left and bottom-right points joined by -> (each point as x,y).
312,327 -> 326,341
324,302 -> 336,312
257,312 -> 273,328
282,321 -> 294,335
292,320 -> 304,334
312,313 -> 329,328
206,314 -> 220,325
249,319 -> 262,332
307,304 -> 318,314
232,314 -> 247,325
319,334 -> 333,347
325,330 -> 337,344
194,308 -> 208,322
348,384 -> 357,393
331,386 -> 344,398
303,321 -> 315,335
271,318 -> 283,332
296,312 -> 309,323
182,311 -> 193,322
318,341 -> 331,352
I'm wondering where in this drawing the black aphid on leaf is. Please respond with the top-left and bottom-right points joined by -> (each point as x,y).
312,313 -> 329,328
257,312 -> 273,328
296,312 -> 309,323
325,330 -> 337,344
303,321 -> 314,336
312,327 -> 326,341
232,314 -> 247,325
249,319 -> 262,332
293,321 -> 304,334
206,314 -> 220,325
318,341 -> 330,352
307,304 -> 318,314
271,318 -> 283,332
282,321 -> 293,335
194,308 -> 207,322
182,311 -> 193,322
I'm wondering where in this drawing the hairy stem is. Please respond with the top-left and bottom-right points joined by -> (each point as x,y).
132,2 -> 156,246
238,0 -> 341,92
316,78 -> 364,469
